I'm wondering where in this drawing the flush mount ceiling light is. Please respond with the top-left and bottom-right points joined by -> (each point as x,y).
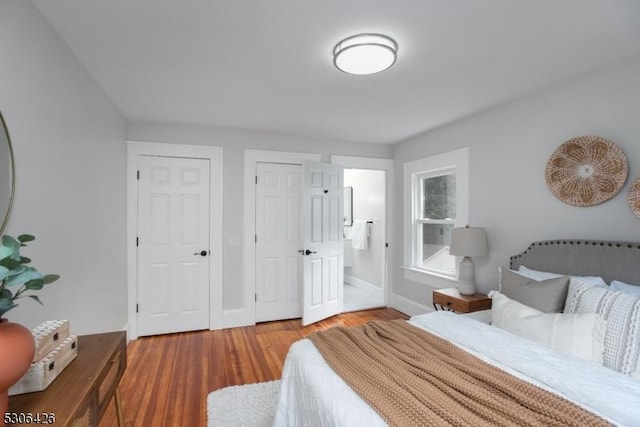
333,33 -> 397,75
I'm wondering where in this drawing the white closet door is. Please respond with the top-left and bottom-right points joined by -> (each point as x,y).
255,162 -> 303,322
137,155 -> 210,336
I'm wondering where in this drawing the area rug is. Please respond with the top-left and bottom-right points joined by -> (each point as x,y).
207,380 -> 281,427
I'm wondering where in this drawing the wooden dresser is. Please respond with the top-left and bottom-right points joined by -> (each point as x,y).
9,331 -> 126,427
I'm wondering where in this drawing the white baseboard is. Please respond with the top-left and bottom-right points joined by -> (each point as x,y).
221,293 -> 430,329
222,308 -> 253,329
122,323 -> 133,341
389,293 -> 432,317
344,275 -> 383,300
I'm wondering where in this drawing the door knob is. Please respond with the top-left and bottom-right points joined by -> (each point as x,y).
194,250 -> 208,256
297,249 -> 317,256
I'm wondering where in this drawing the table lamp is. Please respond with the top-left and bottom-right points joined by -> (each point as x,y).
449,225 -> 488,295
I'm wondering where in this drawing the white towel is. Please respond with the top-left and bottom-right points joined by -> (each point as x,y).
351,220 -> 369,250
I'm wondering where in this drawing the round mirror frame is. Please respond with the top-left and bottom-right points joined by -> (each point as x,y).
0,111 -> 16,235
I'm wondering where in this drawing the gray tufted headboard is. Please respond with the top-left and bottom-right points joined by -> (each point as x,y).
509,239 -> 640,286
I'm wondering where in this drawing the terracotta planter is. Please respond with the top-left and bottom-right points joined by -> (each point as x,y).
0,319 -> 35,424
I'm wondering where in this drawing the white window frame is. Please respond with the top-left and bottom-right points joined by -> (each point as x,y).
403,148 -> 469,284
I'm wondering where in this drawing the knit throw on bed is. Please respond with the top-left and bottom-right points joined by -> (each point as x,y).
308,320 -> 610,427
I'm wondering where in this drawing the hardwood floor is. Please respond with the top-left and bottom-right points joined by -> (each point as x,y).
99,308 -> 408,427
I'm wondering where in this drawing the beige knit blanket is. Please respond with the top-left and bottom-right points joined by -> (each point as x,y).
308,320 -> 610,427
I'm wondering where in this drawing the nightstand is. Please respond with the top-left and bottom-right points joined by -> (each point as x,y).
432,288 -> 492,313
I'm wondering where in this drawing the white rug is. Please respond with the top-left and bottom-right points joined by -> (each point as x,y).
207,380 -> 281,427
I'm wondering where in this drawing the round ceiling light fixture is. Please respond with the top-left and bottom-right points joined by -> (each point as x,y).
333,33 -> 397,75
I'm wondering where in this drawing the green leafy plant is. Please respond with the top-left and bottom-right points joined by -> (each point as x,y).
0,234 -> 60,318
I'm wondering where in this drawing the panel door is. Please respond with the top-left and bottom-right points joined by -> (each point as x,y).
137,155 -> 210,336
302,161 -> 344,326
255,162 -> 303,322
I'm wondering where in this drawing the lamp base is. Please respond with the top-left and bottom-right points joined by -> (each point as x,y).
457,256 -> 477,295
457,281 -> 477,296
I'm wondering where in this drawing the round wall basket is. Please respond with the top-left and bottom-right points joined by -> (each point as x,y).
628,177 -> 640,218
545,135 -> 628,207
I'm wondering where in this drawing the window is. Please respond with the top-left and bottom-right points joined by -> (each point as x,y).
404,148 -> 469,282
417,171 -> 456,276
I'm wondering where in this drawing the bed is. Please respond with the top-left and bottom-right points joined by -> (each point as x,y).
273,240 -> 640,426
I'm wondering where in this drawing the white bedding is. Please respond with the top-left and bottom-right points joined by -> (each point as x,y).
273,311 -> 640,427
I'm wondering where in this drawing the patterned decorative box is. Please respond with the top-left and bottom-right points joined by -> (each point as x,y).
9,335 -> 78,396
31,320 -> 71,362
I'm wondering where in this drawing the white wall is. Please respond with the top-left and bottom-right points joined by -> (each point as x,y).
126,123 -> 393,313
391,56 -> 640,313
344,169 -> 385,289
0,1 -> 127,334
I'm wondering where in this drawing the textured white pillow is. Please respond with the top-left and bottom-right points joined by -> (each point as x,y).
490,291 -> 605,363
565,281 -> 640,376
518,265 -> 607,293
610,280 -> 640,296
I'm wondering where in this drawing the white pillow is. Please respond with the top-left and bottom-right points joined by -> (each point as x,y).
610,280 -> 640,296
518,265 -> 607,290
565,281 -> 640,376
490,291 -> 605,363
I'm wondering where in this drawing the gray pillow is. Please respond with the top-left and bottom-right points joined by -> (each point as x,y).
499,267 -> 570,313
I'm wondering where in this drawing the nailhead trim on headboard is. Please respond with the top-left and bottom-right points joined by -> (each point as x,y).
509,239 -> 640,285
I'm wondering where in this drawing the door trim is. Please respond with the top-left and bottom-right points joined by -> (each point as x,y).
127,141 -> 223,339
242,150 -> 321,327
330,155 -> 394,308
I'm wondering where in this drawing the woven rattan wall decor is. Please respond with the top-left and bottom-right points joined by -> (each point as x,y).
545,135 -> 628,207
628,177 -> 640,218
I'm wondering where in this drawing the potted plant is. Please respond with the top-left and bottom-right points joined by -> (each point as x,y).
0,234 -> 59,418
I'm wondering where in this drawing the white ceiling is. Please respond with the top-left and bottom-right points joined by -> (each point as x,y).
33,0 -> 640,145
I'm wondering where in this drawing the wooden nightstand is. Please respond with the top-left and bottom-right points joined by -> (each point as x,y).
432,288 -> 492,313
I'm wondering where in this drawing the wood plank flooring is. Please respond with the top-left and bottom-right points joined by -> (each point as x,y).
100,308 -> 408,427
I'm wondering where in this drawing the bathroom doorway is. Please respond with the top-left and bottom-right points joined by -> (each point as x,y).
332,155 -> 392,313
343,168 -> 386,311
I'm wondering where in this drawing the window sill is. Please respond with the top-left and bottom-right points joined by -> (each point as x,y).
402,266 -> 457,286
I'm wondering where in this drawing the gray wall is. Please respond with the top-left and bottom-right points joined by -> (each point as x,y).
4,0 -> 638,330
392,57 -> 640,311
0,1 -> 128,333
126,123 -> 393,311
1,1 -> 391,333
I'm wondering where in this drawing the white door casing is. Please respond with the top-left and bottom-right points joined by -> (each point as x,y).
136,155 -> 211,336
302,161 -> 344,326
127,141 -> 223,340
255,162 -> 303,322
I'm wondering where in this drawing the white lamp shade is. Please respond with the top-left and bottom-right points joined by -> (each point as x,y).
449,227 -> 488,257
333,34 -> 397,75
